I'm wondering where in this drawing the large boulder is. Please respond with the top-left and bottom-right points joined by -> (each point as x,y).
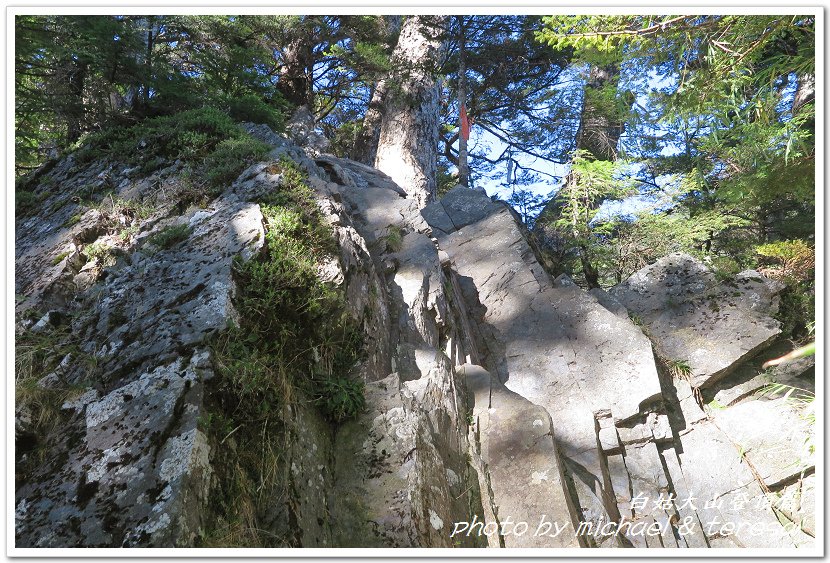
611,253 -> 784,388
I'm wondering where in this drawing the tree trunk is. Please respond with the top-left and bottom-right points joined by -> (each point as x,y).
575,64 -> 623,162
457,16 -> 470,187
579,245 -> 601,289
374,15 -> 448,207
350,16 -> 402,165
351,81 -> 387,165
143,16 -> 155,108
792,73 -> 814,116
278,23 -> 315,108
64,59 -> 87,144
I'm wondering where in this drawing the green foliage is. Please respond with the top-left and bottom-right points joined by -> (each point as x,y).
539,150 -> 635,285
224,94 -> 289,132
583,82 -> 630,123
73,107 -> 271,192
51,251 -> 70,266
15,320 -> 95,478
148,224 -> 191,249
81,240 -> 113,266
536,14 -> 815,296
436,163 -> 459,198
75,107 -> 239,164
203,137 -> 271,188
756,240 -> 814,283
14,15 -> 299,173
753,239 -> 815,340
213,157 -> 364,425
552,150 -> 630,237
16,191 -> 41,217
61,213 -> 83,229
776,287 -> 815,341
202,157 -> 364,546
327,119 -> 362,159
667,358 -> 692,381
315,371 -> 366,422
383,225 -> 404,253
433,16 -> 575,190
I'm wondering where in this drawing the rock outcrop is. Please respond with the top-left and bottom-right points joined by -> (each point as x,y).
611,253 -> 785,388
15,119 -> 814,550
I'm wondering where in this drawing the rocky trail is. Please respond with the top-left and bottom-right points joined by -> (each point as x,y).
15,119 -> 814,549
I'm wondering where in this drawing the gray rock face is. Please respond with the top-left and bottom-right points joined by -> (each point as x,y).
425,187 -> 665,547
463,364 -> 579,548
611,253 -> 784,388
16,354 -> 213,547
15,125 -> 813,550
423,188 -> 812,550
285,106 -> 331,156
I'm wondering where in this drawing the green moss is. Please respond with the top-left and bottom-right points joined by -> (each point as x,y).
51,251 -> 70,266
201,157 -> 364,546
149,224 -> 191,249
62,213 -> 83,228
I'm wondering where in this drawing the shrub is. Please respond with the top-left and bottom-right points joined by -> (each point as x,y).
711,255 -> 743,282
383,225 -> 404,253
756,239 -> 815,283
667,358 -> 692,380
74,106 -> 272,191
225,94 -> 288,132
149,224 -> 191,249
203,137 -> 271,188
76,107 -> 239,165
756,240 -> 816,340
16,190 -> 39,217
316,374 -> 366,423
81,240 -> 111,262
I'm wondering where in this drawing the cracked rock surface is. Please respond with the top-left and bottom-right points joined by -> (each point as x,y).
15,125 -> 813,549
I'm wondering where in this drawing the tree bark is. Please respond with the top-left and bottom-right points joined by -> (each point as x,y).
350,16 -> 402,165
457,16 -> 470,187
351,81 -> 387,165
374,15 -> 448,207
792,73 -> 814,116
575,64 -> 623,162
277,21 -> 315,108
63,59 -> 87,144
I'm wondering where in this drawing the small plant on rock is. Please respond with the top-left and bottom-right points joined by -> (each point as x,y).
667,358 -> 692,381
149,224 -> 192,249
383,225 -> 404,253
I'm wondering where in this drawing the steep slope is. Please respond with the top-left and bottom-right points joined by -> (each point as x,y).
14,115 -> 814,549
